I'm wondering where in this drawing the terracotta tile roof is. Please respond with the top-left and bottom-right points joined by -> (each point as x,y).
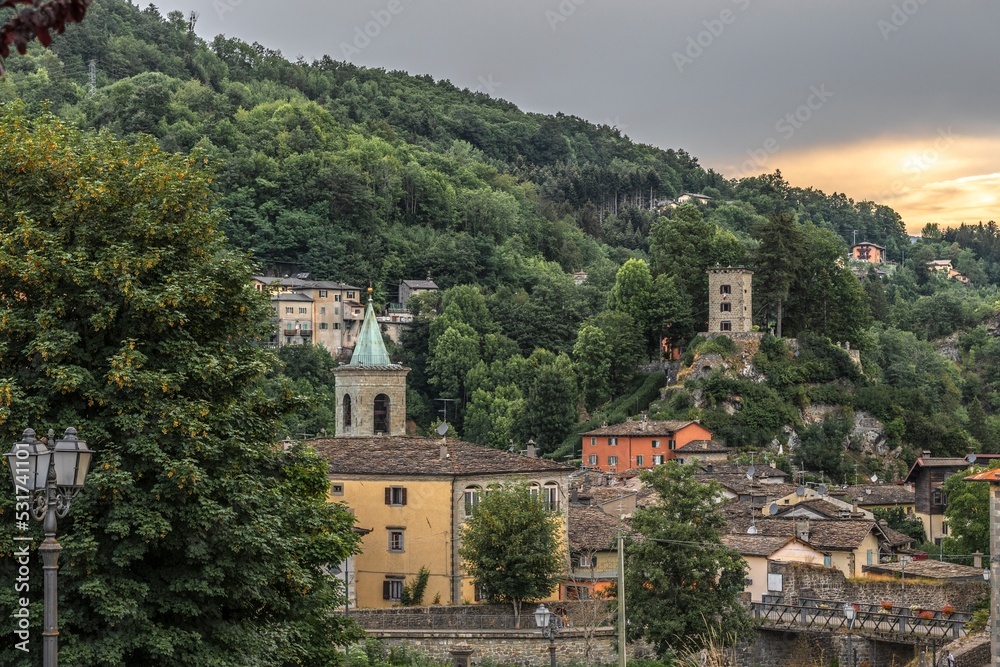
582,420 -> 697,436
879,523 -> 915,547
721,534 -> 796,557
569,505 -> 624,552
833,484 -> 915,506
964,469 -> 1000,483
773,499 -> 849,519
312,437 -> 574,477
677,439 -> 730,454
698,462 -> 788,479
722,508 -> 879,552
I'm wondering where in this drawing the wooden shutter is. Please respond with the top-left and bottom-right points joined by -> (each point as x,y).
400,488 -> 407,505
385,488 -> 392,505
383,581 -> 391,600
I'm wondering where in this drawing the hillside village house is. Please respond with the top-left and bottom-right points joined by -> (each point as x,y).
851,242 -> 887,264
721,535 -> 826,602
397,277 -> 439,310
254,276 -> 363,357
903,453 -> 983,544
313,292 -> 572,607
581,420 -> 712,473
566,504 -> 621,600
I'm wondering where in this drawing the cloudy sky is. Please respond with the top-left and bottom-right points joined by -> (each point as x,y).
156,0 -> 999,233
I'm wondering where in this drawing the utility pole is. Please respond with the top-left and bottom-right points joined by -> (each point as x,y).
88,59 -> 96,97
617,533 -> 627,667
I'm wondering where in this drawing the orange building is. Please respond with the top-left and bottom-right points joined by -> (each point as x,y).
851,242 -> 886,264
581,420 -> 713,473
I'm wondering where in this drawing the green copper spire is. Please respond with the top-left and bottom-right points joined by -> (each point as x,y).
349,289 -> 392,366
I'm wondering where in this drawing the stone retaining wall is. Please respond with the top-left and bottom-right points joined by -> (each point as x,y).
770,561 -> 987,612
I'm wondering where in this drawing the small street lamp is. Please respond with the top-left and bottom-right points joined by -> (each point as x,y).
843,603 -> 856,667
534,603 -> 562,667
4,428 -> 93,667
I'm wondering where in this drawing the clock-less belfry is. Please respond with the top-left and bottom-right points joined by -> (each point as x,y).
334,288 -> 410,437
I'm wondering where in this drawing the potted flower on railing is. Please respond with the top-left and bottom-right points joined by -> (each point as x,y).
909,604 -> 923,615
918,610 -> 936,623
880,601 -> 893,613
941,604 -> 956,618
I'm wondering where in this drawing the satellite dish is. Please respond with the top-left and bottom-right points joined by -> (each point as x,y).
967,453 -> 977,464
818,484 -> 828,496
769,503 -> 780,516
797,485 -> 806,496
747,524 -> 758,535
866,488 -> 872,495
436,422 -> 449,436
870,473 -> 878,483
747,465 -> 756,478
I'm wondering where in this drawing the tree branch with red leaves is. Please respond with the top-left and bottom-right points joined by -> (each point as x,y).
0,0 -> 91,75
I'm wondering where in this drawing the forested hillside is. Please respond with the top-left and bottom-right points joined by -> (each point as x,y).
3,0 -> 1000,480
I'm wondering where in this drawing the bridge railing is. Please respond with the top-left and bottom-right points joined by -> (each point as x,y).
751,601 -> 969,640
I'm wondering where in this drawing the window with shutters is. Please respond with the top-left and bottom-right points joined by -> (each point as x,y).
285,307 -> 294,314
388,529 -> 405,552
590,437 -> 596,446
720,321 -> 732,332
383,577 -> 404,601
588,454 -> 598,465
636,455 -> 644,467
608,456 -> 618,466
319,290 -> 328,298
720,285 -> 732,294
720,302 -> 731,312
385,486 -> 407,506
609,437 -> 618,446
652,440 -> 660,448
653,455 -> 664,465
668,439 -> 677,450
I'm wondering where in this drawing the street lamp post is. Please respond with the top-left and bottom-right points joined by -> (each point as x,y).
843,603 -> 856,667
534,603 -> 562,667
4,428 -> 93,667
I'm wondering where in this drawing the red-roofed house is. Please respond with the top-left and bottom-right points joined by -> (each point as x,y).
581,420 -> 712,473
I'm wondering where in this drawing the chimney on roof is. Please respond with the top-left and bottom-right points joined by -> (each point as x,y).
706,464 -> 714,474
526,440 -> 536,458
795,519 -> 811,543
440,444 -> 449,460
922,450 -> 931,458
570,487 -> 579,504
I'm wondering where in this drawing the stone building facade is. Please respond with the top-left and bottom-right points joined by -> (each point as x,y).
707,266 -> 753,334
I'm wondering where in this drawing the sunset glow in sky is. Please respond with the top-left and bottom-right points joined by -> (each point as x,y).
155,0 -> 998,236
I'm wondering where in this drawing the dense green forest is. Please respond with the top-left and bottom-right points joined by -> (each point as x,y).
3,0 -> 1000,478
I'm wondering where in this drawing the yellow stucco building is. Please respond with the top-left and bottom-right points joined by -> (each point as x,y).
311,292 -> 573,607
313,436 -> 573,607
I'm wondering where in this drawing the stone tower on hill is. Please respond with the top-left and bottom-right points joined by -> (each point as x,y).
334,289 -> 409,437
707,266 -> 753,334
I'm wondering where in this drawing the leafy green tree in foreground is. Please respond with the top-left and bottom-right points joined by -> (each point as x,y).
459,483 -> 565,627
624,462 -> 752,659
943,463 -> 996,558
0,106 -> 360,667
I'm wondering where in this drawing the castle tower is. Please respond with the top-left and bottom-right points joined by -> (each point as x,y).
707,266 -> 753,334
334,289 -> 409,437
